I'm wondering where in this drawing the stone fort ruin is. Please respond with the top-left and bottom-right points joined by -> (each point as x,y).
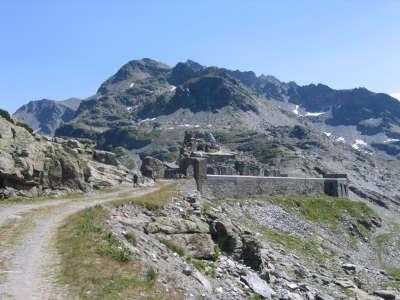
142,131 -> 349,198
178,131 -> 349,198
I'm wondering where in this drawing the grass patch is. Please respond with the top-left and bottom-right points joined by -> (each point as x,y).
374,222 -> 400,288
111,181 -> 178,210
243,195 -> 379,249
146,267 -> 158,283
212,245 -> 221,262
1,192 -> 83,204
264,195 -> 378,226
56,205 -> 179,299
201,203 -> 211,215
186,257 -> 216,277
160,239 -> 185,257
257,227 -> 333,264
124,232 -> 137,246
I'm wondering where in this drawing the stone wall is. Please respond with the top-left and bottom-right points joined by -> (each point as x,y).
199,175 -> 349,199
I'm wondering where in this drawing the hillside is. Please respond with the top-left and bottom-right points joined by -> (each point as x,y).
13,98 -> 82,136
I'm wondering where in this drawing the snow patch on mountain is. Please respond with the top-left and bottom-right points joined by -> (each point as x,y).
323,132 -> 332,137
292,105 -> 300,116
352,139 -> 368,150
390,92 -> 400,101
305,111 -> 326,117
138,117 -> 156,124
336,137 -> 345,143
384,138 -> 400,143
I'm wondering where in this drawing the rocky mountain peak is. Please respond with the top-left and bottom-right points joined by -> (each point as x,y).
97,58 -> 171,95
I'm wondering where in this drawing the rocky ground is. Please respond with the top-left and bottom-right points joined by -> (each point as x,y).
106,179 -> 400,299
0,109 -> 136,199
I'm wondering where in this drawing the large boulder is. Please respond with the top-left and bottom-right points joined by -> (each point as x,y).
93,150 -> 119,166
140,156 -> 164,179
241,233 -> 266,272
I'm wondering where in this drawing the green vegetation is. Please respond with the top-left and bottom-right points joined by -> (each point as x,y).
261,194 -> 378,228
160,239 -> 185,257
1,192 -> 83,204
186,257 -> 216,277
212,245 -> 221,261
146,267 -> 158,283
244,195 -> 379,249
56,205 -> 178,299
374,222 -> 400,288
238,139 -> 283,163
95,230 -> 131,263
257,227 -> 333,265
124,232 -> 137,246
251,294 -> 263,300
201,203 -> 211,215
212,130 -> 256,144
97,126 -> 161,151
212,130 -> 285,163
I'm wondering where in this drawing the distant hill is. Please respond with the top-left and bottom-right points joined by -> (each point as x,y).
13,98 -> 82,136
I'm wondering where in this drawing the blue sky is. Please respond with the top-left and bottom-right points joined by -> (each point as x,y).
0,1 -> 399,113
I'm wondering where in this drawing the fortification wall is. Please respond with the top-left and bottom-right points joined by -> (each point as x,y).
199,175 -> 348,198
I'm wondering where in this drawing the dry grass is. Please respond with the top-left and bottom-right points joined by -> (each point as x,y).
111,181 -> 179,210
55,193 -> 181,299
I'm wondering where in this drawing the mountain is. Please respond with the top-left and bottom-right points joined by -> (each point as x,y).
222,69 -> 400,158
12,58 -> 400,206
13,98 -> 82,136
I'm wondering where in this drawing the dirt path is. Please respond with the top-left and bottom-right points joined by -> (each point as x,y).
0,184 -> 160,300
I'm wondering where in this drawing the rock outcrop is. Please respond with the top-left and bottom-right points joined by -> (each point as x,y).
0,109 -> 131,198
140,156 -> 165,179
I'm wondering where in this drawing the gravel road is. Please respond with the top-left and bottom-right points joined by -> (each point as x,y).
0,184 -> 160,300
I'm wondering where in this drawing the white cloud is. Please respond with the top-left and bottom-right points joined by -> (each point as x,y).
390,92 -> 400,101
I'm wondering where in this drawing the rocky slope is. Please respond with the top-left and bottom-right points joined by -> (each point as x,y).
13,98 -> 81,136
0,109 -> 133,198
104,180 -> 400,299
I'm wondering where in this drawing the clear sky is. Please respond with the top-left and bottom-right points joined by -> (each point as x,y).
0,1 -> 399,113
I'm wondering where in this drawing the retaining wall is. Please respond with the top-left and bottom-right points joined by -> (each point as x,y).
199,175 -> 348,198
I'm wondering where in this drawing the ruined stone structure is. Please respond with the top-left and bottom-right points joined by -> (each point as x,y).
140,156 -> 165,179
199,175 -> 349,198
178,155 -> 349,199
174,132 -> 349,199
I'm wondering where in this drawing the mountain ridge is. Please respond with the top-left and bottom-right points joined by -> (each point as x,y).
11,58 -> 400,205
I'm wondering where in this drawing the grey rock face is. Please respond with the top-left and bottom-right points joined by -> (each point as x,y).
373,290 -> 397,300
315,293 -> 335,300
240,271 -> 274,298
14,98 -> 81,136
